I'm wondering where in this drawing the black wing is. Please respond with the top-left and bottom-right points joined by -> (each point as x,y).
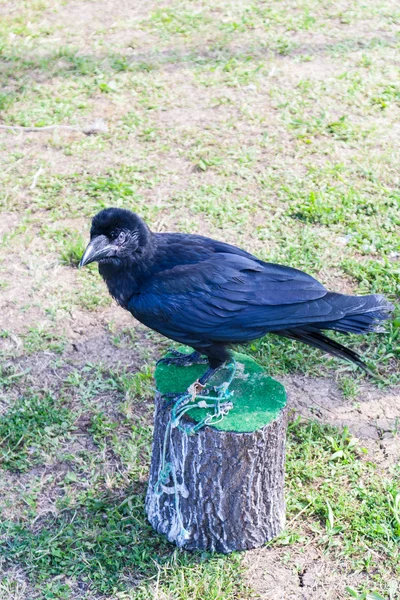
127,252 -> 346,345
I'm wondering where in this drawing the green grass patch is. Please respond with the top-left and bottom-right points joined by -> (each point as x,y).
59,235 -> 86,268
0,395 -> 73,472
283,421 -> 400,594
0,489 -> 248,598
342,258 -> 400,297
23,326 -> 67,355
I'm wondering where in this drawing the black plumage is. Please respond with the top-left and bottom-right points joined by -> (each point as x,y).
80,208 -> 394,376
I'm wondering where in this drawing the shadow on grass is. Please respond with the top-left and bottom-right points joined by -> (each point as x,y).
1,32 -> 399,91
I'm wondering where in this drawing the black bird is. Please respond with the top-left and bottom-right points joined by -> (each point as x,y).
80,208 -> 393,386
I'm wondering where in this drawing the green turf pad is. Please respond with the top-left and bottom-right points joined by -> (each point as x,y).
155,350 -> 287,433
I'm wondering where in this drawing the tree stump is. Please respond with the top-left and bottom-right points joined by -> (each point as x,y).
145,351 -> 288,553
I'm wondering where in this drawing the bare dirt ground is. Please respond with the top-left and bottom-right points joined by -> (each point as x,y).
285,376 -> 400,466
243,544 -> 366,600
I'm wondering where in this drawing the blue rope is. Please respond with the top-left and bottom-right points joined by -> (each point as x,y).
154,360 -> 236,541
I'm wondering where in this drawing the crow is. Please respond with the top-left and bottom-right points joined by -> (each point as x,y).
80,207 -> 393,387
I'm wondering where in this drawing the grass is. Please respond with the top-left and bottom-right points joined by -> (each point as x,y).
284,421 -> 400,570
0,394 -> 73,471
0,0 -> 399,598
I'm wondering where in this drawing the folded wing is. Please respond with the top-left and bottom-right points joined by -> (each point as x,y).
127,253 -> 349,344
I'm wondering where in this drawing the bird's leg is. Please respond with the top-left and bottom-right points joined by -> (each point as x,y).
157,349 -> 208,367
198,367 -> 218,386
162,360 -> 236,407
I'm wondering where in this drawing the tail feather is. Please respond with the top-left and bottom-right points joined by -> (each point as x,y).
277,293 -> 394,375
319,293 -> 394,334
278,328 -> 372,373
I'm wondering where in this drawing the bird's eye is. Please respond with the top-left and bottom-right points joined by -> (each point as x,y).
118,231 -> 126,243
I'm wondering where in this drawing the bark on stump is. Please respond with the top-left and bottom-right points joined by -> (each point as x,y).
146,351 -> 288,553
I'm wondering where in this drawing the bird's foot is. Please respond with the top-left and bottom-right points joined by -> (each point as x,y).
157,349 -> 208,367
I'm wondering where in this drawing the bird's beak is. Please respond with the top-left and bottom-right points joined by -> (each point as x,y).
79,235 -> 116,268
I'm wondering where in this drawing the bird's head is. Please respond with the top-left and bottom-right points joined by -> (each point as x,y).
79,208 -> 152,268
